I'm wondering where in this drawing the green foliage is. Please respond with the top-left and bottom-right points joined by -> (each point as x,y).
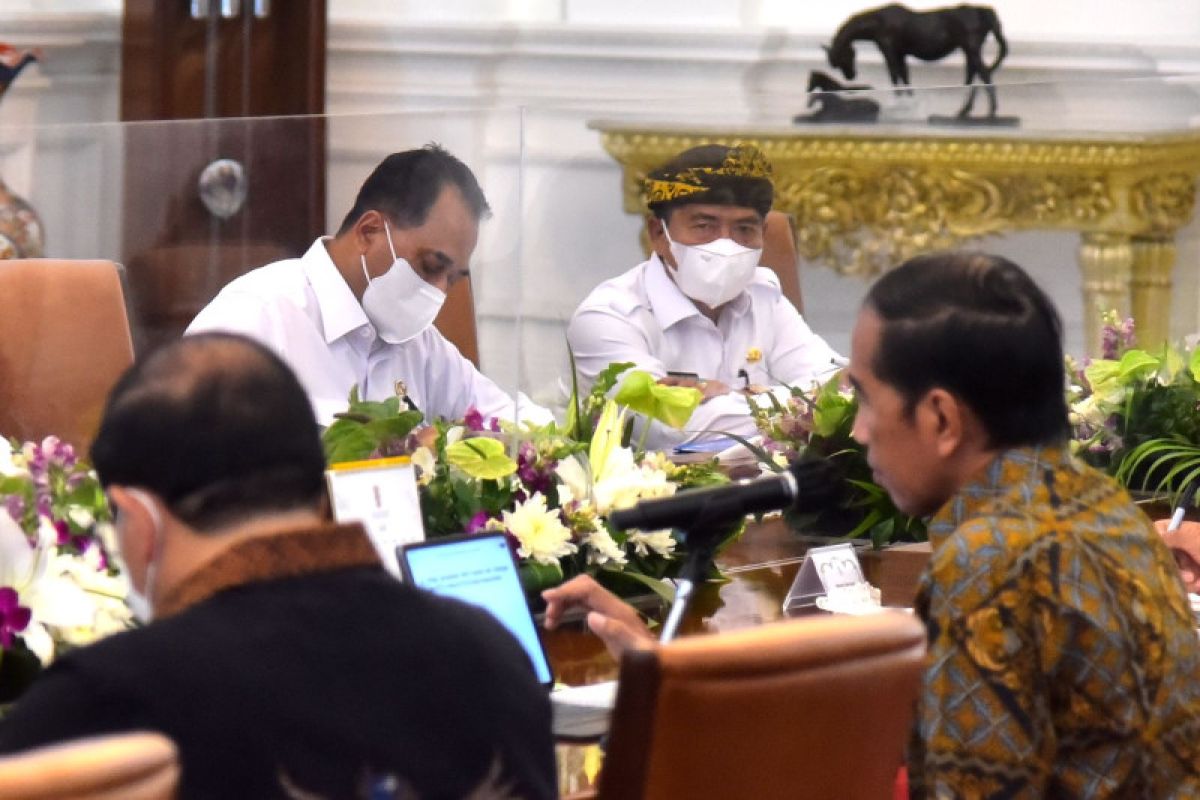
1115,438 -> 1200,504
1069,314 -> 1200,495
322,385 -> 424,465
444,438 -> 518,480
613,372 -> 702,430
565,354 -> 633,442
749,375 -> 926,548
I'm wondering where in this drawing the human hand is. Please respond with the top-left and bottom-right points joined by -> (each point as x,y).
1155,519 -> 1200,592
542,575 -> 655,659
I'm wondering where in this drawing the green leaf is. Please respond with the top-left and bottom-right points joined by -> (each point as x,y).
445,437 -> 518,480
1083,359 -> 1121,393
870,517 -> 895,549
0,475 -> 30,497
322,420 -> 379,465
600,567 -> 677,603
592,361 -> 635,399
519,560 -> 564,595
565,344 -> 585,441
362,411 -> 423,443
614,370 -> 701,429
1117,349 -> 1161,383
812,375 -> 855,438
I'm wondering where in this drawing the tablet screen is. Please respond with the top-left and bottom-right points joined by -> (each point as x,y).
400,533 -> 553,686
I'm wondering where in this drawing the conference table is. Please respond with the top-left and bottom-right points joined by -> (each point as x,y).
546,517 -> 932,795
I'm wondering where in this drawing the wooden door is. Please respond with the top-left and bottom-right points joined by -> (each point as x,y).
120,0 -> 326,352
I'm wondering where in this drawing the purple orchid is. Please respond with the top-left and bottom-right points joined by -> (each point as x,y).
465,510 -> 492,534
1100,316 -> 1137,360
516,442 -> 556,497
463,407 -> 485,432
0,586 -> 31,648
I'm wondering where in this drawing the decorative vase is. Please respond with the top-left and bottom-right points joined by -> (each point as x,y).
0,175 -> 42,259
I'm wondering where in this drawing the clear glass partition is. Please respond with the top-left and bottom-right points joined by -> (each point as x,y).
514,75 -> 1200,416
3,75 -> 1200,436
0,106 -> 531,430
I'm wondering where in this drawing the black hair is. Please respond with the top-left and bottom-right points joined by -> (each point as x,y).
863,251 -> 1069,449
646,144 -> 773,222
90,333 -> 327,532
336,144 -> 491,235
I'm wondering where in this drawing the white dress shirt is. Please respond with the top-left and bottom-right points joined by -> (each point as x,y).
187,238 -> 552,427
566,255 -> 840,449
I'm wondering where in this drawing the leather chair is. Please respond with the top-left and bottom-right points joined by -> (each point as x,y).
0,731 -> 179,800
434,276 -> 480,367
0,259 -> 135,453
760,210 -> 804,313
598,611 -> 926,800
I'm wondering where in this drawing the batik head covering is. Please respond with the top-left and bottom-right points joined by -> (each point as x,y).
642,143 -> 774,215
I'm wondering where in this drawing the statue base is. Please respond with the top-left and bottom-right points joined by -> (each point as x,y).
928,114 -> 1020,128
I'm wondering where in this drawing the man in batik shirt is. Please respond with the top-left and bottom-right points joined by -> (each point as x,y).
546,251 -> 1200,797
847,252 -> 1200,797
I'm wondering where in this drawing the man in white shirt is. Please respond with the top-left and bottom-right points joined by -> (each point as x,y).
188,145 -> 551,427
567,143 -> 838,449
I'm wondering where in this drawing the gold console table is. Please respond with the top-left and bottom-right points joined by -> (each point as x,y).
592,122 -> 1200,353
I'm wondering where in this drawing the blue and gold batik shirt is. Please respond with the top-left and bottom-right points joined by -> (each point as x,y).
910,444 -> 1200,798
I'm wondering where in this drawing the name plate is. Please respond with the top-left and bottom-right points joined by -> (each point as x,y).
326,456 -> 425,576
782,542 -> 867,615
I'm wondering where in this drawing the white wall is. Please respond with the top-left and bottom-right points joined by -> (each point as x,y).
5,1 -> 1200,407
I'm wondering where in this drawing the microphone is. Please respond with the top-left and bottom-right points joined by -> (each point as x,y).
608,458 -> 840,532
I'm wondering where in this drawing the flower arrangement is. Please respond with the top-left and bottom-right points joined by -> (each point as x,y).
324,373 -> 735,600
747,375 -> 926,548
1067,311 -> 1200,499
0,437 -> 131,701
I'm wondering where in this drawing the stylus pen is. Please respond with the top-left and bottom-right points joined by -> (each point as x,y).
1168,482 -> 1200,534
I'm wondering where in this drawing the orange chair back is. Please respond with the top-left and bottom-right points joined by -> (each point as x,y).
434,276 -> 480,367
599,611 -> 926,800
0,259 -> 134,453
760,210 -> 804,313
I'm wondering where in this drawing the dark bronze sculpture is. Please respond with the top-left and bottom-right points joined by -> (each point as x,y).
794,71 -> 880,123
824,3 -> 1008,118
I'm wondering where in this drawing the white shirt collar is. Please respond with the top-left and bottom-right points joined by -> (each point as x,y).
644,253 -> 751,330
301,237 -> 371,345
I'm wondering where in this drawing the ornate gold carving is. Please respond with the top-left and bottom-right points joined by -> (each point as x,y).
595,125 -> 1200,354
597,127 -> 1200,278
1132,172 -> 1197,232
777,166 -> 1118,277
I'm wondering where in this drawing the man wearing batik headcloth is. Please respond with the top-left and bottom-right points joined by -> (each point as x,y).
567,144 -> 839,450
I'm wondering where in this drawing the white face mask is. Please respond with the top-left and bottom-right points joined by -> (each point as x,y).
119,488 -> 164,624
360,220 -> 447,344
661,223 -> 762,308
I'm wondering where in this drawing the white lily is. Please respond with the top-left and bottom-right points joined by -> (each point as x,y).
0,509 -> 54,663
0,510 -> 131,665
411,446 -> 437,486
582,526 -> 627,566
554,455 -> 591,508
628,528 -> 678,558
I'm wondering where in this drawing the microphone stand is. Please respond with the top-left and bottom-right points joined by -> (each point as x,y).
659,520 -> 739,643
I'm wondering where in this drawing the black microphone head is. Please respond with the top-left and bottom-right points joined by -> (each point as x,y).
787,457 -> 842,511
